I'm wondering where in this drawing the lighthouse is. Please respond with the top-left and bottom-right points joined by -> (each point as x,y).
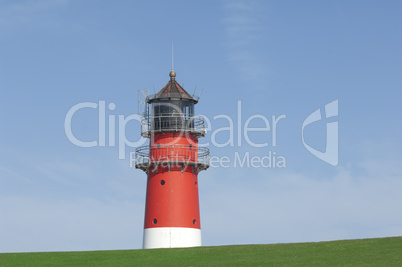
135,69 -> 209,249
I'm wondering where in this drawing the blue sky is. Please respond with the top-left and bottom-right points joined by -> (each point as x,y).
1,0 -> 401,252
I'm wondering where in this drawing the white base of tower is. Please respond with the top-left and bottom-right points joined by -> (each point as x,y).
143,227 -> 201,249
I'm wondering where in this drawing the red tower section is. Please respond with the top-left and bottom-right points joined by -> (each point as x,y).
136,70 -> 209,249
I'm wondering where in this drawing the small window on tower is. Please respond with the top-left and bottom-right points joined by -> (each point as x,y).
153,219 -> 157,224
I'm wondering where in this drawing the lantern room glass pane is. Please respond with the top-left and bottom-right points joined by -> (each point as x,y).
151,100 -> 194,132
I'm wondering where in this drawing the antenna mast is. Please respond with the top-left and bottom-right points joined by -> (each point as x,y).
172,42 -> 174,71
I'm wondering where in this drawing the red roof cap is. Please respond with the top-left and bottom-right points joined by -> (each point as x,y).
150,71 -> 196,102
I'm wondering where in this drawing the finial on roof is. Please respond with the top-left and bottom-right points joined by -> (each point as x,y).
169,70 -> 176,81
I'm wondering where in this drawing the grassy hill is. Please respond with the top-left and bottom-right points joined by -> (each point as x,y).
1,236 -> 401,266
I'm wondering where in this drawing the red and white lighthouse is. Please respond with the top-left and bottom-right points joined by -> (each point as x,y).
136,69 -> 209,249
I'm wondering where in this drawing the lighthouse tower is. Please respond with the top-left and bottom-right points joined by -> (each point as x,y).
135,69 -> 209,249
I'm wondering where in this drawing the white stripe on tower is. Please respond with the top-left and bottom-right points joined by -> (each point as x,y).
143,227 -> 201,249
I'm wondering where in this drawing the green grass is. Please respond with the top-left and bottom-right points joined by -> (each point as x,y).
1,237 -> 401,267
